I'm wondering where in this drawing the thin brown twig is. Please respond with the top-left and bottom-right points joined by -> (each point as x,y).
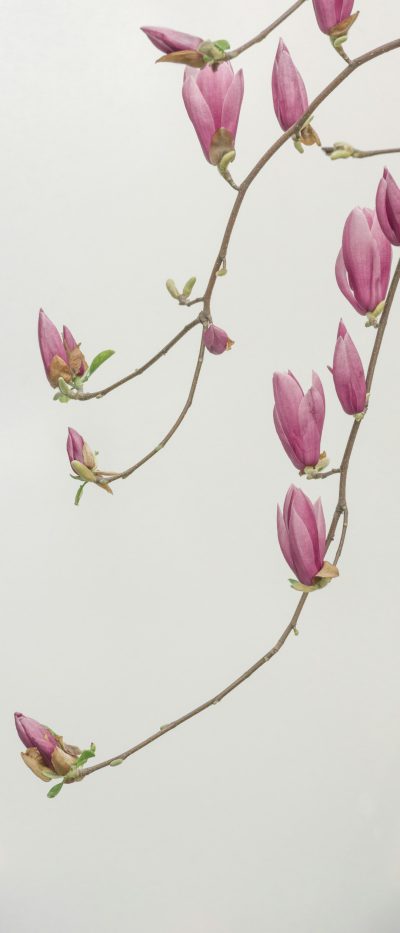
107,327 -> 207,483
78,245 -> 400,784
308,468 -> 341,480
323,145 -> 400,159
72,317 -> 201,402
226,0 -> 308,60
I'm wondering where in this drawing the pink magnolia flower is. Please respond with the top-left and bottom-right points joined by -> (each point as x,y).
14,712 -> 81,783
329,320 -> 367,416
38,309 -> 87,387
376,168 -> 400,247
273,371 -> 325,471
15,713 -> 58,765
312,0 -> 355,34
272,39 -> 308,132
67,427 -> 96,470
277,485 -> 326,586
203,324 -> 234,355
182,62 -> 244,164
141,26 -> 203,55
335,208 -> 392,316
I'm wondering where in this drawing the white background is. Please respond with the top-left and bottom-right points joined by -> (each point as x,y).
1,1 -> 400,930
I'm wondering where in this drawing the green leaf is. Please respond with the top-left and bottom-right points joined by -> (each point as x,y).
109,758 -> 124,767
214,39 -> 230,51
47,781 -> 64,799
74,483 -> 86,506
73,744 -> 96,769
58,395 -> 70,404
88,350 -> 115,377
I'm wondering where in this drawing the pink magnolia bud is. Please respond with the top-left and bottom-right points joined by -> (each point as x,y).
182,62 -> 244,164
311,0 -> 355,34
67,427 -> 96,470
203,324 -> 234,355
272,39 -> 308,132
15,712 -> 81,782
277,485 -> 326,586
273,371 -> 325,471
38,309 -> 87,387
335,207 -> 392,316
141,26 -> 203,55
38,309 -> 70,387
15,712 -> 58,765
329,320 -> 367,416
376,168 -> 400,247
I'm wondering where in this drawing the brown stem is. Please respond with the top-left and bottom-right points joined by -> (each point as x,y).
226,0 -> 308,60
107,327 -> 206,483
72,317 -> 201,402
353,147 -> 400,159
78,263 -> 400,782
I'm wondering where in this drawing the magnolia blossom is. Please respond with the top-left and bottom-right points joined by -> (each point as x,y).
335,207 -> 392,316
203,324 -> 234,355
182,62 -> 244,164
141,26 -> 202,55
312,0 -> 355,34
38,309 -> 87,388
277,485 -> 326,586
376,168 -> 400,247
272,39 -> 308,132
273,371 -> 325,471
67,427 -> 96,471
14,712 -> 80,782
329,321 -> 367,416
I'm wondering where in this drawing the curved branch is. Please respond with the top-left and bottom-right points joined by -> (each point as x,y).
226,0 -> 308,60
106,327 -> 206,483
78,261 -> 400,783
99,35 -> 400,491
72,317 -> 201,402
204,37 -> 400,310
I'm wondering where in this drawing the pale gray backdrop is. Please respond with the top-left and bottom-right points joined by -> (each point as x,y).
1,1 -> 400,930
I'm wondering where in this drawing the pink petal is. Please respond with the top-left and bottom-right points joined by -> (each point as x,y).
182,74 -> 215,161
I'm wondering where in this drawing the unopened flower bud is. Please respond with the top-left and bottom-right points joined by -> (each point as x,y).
335,207 -> 392,316
203,324 -> 234,355
141,25 -> 203,56
277,486 -> 328,587
329,320 -> 367,417
67,427 -> 96,471
183,62 -> 244,164
312,1 -> 358,40
273,371 -> 326,472
38,309 -> 88,388
272,41 -> 307,129
14,712 -> 81,783
376,167 -> 400,247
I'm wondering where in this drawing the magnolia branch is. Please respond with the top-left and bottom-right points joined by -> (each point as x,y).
226,0 -> 308,60
323,144 -> 400,160
204,37 -> 400,310
72,317 -> 202,402
76,258 -> 400,782
91,36 -> 400,489
108,327 -> 206,483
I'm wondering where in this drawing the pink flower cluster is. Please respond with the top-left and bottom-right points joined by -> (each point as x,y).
275,168 -> 399,588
